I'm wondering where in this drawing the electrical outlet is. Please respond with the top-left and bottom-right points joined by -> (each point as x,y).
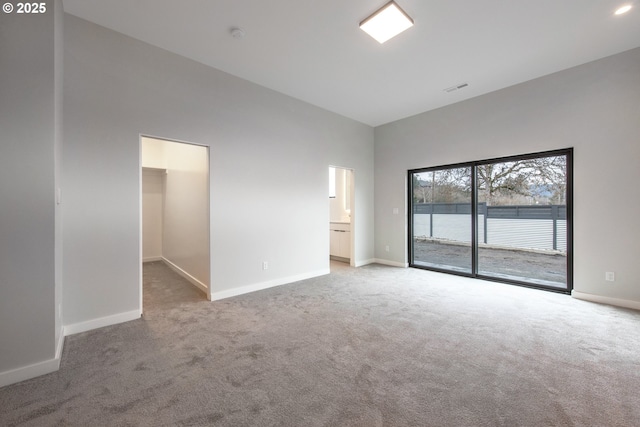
263,261 -> 268,270
605,272 -> 615,282
385,245 -> 390,252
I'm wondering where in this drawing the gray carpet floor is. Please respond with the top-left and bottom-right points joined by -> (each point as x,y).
1,261 -> 639,426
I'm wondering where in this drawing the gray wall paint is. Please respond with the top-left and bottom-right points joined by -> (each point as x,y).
0,0 -> 59,373
375,48 -> 640,303
62,15 -> 374,326
54,0 -> 64,360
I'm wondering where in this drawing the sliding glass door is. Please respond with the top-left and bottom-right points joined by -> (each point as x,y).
411,167 -> 473,274
409,149 -> 572,292
476,155 -> 568,288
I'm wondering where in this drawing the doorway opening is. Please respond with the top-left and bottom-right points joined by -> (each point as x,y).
329,166 -> 355,267
140,136 -> 211,313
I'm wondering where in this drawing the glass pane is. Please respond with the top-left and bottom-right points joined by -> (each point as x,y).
412,167 -> 472,274
476,155 -> 567,289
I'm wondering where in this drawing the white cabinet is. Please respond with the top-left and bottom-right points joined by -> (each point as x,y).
330,223 -> 351,259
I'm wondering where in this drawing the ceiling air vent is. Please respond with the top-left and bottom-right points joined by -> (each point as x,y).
443,83 -> 469,93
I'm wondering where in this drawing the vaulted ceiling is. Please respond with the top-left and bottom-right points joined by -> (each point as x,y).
63,0 -> 640,126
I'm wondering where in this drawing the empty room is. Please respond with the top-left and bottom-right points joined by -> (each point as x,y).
1,0 -> 639,425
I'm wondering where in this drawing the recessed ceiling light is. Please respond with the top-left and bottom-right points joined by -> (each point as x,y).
614,4 -> 632,15
360,1 -> 414,44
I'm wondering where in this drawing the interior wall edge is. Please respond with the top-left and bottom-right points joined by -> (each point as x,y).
353,258 -> 376,268
0,325 -> 64,388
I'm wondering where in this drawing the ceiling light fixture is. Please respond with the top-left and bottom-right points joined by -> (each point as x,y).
614,4 -> 632,14
360,1 -> 414,44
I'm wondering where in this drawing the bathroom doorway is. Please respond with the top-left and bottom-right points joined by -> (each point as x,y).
329,166 -> 355,266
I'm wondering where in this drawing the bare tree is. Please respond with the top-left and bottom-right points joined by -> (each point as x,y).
412,155 -> 566,206
477,161 -> 533,204
477,156 -> 566,205
412,174 -> 432,203
533,156 -> 567,204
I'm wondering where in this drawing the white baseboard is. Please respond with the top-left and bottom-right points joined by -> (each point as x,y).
64,309 -> 141,336
0,357 -> 60,389
572,291 -> 640,311
0,326 -> 64,388
143,256 -> 162,263
211,268 -> 330,301
55,324 -> 64,360
162,257 -> 208,294
354,258 -> 376,267
373,258 -> 409,268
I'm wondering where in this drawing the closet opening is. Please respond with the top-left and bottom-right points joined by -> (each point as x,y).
140,136 -> 211,313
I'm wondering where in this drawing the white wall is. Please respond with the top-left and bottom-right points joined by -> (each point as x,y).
162,141 -> 209,288
142,169 -> 164,262
0,0 -> 62,386
62,14 -> 374,328
375,48 -> 640,304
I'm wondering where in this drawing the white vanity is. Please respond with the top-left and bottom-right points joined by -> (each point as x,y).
329,222 -> 351,261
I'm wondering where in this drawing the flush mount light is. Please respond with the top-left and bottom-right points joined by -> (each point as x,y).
360,1 -> 414,44
615,4 -> 632,14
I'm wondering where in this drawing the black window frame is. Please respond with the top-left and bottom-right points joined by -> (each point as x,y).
408,148 -> 573,294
